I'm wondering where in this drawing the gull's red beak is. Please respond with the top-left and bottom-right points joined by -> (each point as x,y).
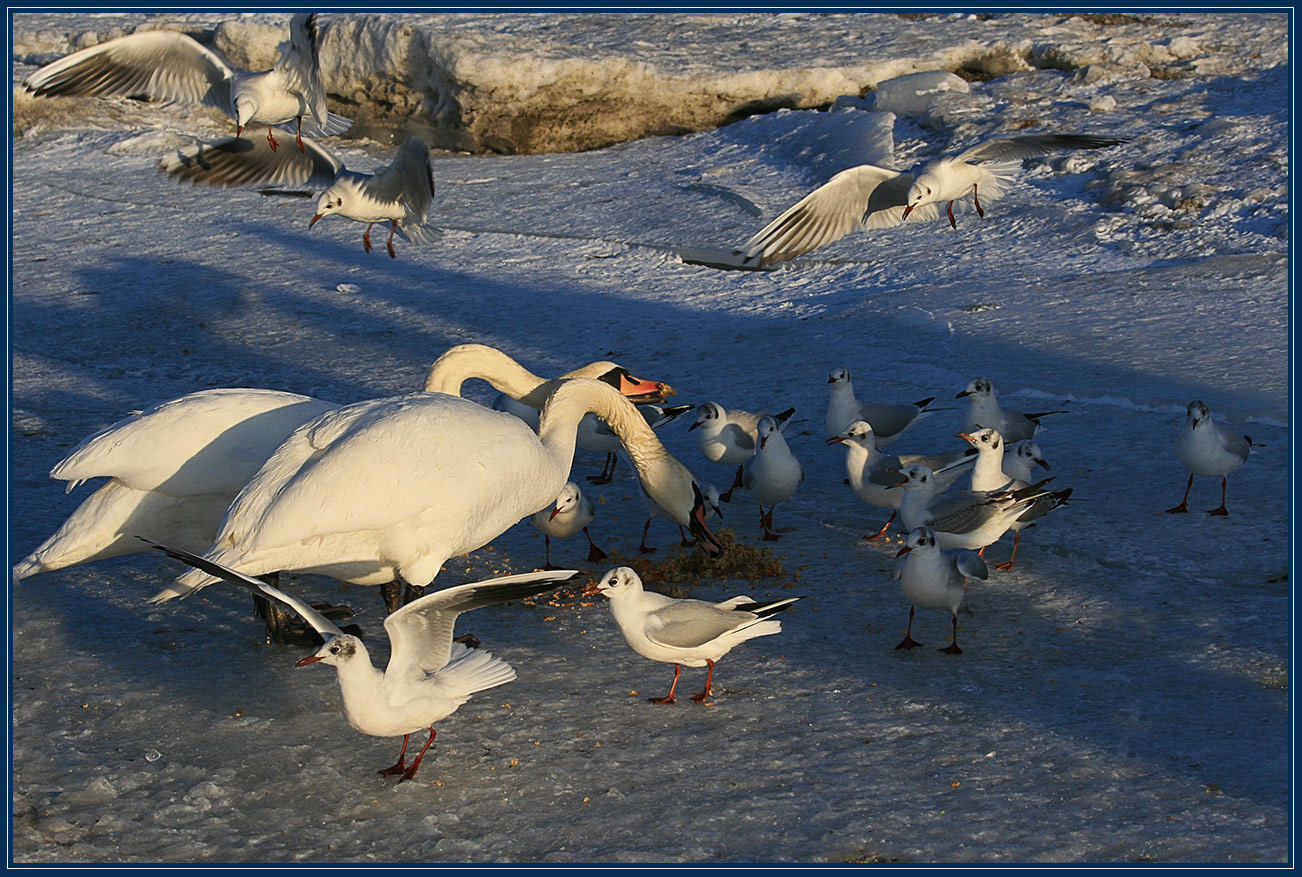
549,506 -> 562,521
955,389 -> 971,398
295,655 -> 323,667
896,545 -> 913,557
309,214 -> 323,228
902,204 -> 915,218
580,582 -> 603,598
956,432 -> 974,442
825,436 -> 845,446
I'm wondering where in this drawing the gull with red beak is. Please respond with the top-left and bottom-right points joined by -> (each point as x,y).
163,133 -> 436,258
24,13 -> 350,154
893,527 -> 988,654
146,539 -> 577,783
530,482 -> 606,569
583,567 -> 799,704
1165,400 -> 1253,516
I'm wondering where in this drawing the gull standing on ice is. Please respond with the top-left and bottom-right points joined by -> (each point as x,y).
895,463 -> 1069,553
892,527 -> 988,655
1164,400 -> 1253,516
741,134 -> 1126,265
584,567 -> 800,704
956,376 -> 1067,444
148,540 -> 576,783
959,427 -> 1068,570
163,132 -> 437,258
530,482 -> 607,568
742,415 -> 805,541
689,402 -> 796,501
23,12 -> 351,153
825,368 -> 935,447
826,420 -> 974,541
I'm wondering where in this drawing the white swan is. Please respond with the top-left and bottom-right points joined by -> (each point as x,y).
14,344 -> 665,587
154,378 -> 723,607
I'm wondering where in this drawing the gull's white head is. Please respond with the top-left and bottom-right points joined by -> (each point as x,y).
699,483 -> 723,520
902,172 -> 940,217
755,415 -> 780,450
956,376 -> 994,401
583,566 -> 643,600
899,463 -> 936,491
896,526 -> 940,557
310,185 -> 348,228
827,367 -> 851,388
550,482 -> 583,520
1186,400 -> 1210,427
958,427 -> 1004,453
295,633 -> 365,669
1013,441 -> 1049,471
826,419 -> 876,449
689,401 -> 727,431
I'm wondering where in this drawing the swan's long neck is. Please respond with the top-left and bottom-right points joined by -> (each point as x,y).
538,380 -> 666,475
422,344 -> 549,403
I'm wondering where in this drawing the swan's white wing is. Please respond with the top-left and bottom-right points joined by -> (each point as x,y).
143,539 -> 344,637
384,570 -> 579,681
50,388 -> 336,496
222,394 -> 544,557
955,134 -> 1127,163
160,127 -> 344,188
23,29 -> 236,115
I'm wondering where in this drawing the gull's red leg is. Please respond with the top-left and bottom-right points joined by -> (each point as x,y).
939,613 -> 963,655
1165,473 -> 1194,514
584,528 -> 607,562
973,183 -> 984,218
690,659 -> 716,702
386,220 -> 398,259
649,664 -> 681,704
895,606 -> 922,650
295,116 -> 306,152
377,734 -> 411,776
399,729 -> 437,782
864,510 -> 897,541
1206,477 -> 1230,516
363,223 -> 375,253
267,127 -> 279,152
995,531 -> 1021,571
947,201 -> 957,229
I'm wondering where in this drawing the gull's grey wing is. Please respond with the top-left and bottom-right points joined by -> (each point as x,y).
743,163 -> 928,265
718,421 -> 757,454
1214,422 -> 1253,463
24,29 -> 236,116
159,126 -> 344,188
954,550 -> 989,582
956,134 -> 1127,164
280,12 -> 352,137
857,401 -> 926,440
646,601 -> 756,649
384,569 -> 579,682
368,138 -> 436,222
141,538 -> 344,638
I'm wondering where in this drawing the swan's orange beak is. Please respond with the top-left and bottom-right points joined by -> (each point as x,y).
620,374 -> 674,404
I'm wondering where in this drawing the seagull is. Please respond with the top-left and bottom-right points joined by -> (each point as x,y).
893,526 -> 988,655
162,132 -> 437,258
574,403 -> 695,485
742,415 -> 805,541
1002,440 -> 1051,485
956,376 -> 1067,444
1165,400 -> 1253,516
23,13 -> 351,153
583,567 -> 800,704
825,420 -> 975,540
741,133 -> 1126,264
639,478 -> 723,554
529,482 -> 606,569
146,539 -> 578,782
958,428 -> 1069,570
894,463 -> 1069,553
825,368 -> 934,447
689,402 -> 796,501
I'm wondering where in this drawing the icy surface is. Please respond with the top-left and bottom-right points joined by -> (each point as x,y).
7,10 -> 1290,865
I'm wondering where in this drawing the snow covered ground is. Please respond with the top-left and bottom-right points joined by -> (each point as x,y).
8,11 -> 1290,864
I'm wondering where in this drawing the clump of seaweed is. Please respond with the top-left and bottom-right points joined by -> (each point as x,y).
616,528 -> 786,588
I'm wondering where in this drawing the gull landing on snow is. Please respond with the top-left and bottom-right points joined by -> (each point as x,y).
23,13 -> 351,154
146,539 -> 578,783
740,133 -> 1126,266
162,133 -> 437,258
